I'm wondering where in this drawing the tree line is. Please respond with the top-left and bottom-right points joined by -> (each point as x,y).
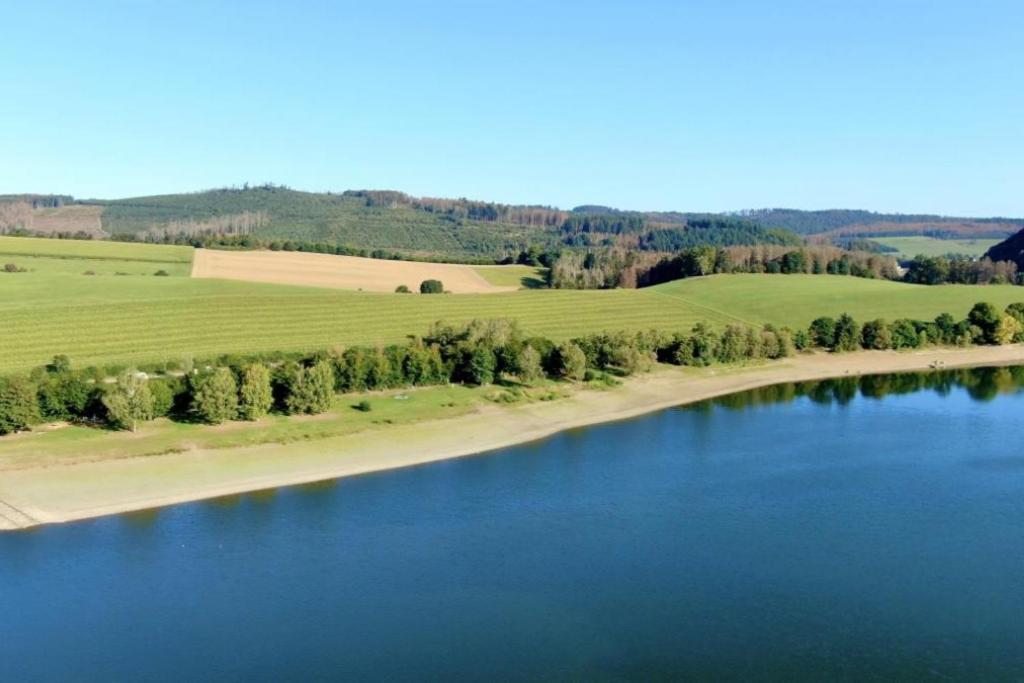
2,302 -> 1021,437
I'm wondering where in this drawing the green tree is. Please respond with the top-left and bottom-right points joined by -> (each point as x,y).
833,314 -> 861,352
861,319 -> 892,350
103,370 -> 154,432
238,364 -> 273,420
557,341 -> 587,381
465,345 -> 497,385
517,345 -> 544,385
286,361 -> 334,414
809,317 -> 837,348
968,302 -> 1001,344
0,377 -> 41,435
191,367 -> 239,424
995,314 -> 1022,345
419,279 -> 444,294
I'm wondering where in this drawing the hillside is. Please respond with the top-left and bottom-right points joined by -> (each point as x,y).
985,228 -> 1024,269
0,186 -> 799,260
737,208 -> 1023,240
2,262 -> 1022,373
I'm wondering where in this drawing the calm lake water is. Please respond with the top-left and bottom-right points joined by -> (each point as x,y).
3,367 -> 1024,681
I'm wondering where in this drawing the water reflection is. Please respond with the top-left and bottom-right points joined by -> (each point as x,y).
694,365 -> 1024,411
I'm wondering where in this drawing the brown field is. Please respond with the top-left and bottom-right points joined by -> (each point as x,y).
0,203 -> 106,236
190,248 -> 518,293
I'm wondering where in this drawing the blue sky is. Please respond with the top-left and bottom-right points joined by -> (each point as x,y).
2,1 -> 1021,214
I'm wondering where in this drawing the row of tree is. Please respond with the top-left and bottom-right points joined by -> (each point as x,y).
2,302 -> 1022,437
902,255 -> 1019,285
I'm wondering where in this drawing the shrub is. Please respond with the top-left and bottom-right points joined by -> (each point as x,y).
147,379 -> 176,418
3,263 -> 26,273
833,314 -> 861,352
968,302 -> 1001,344
154,270 -> 170,276
38,373 -> 92,420
395,284 -> 411,293
419,279 -> 444,294
354,399 -> 372,412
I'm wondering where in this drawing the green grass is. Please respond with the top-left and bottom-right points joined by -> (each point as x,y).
472,264 -> 548,288
2,271 -> 1023,375
873,236 -> 1001,259
0,236 -> 194,276
0,384 -> 489,469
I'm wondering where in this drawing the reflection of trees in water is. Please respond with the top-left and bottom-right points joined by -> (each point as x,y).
692,365 -> 1024,411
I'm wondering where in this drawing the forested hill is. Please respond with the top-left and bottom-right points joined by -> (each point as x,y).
0,186 -> 800,259
986,229 -> 1024,269
735,208 -> 1024,240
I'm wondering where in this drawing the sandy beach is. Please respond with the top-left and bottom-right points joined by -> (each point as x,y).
2,345 -> 1023,531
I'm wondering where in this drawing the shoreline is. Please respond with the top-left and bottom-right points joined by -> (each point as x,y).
2,345 -> 1023,532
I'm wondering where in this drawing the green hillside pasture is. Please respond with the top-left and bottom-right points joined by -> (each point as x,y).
873,236 -> 1001,259
651,274 -> 1024,330
0,236 -> 194,276
1,273 -> 1022,374
472,265 -> 548,289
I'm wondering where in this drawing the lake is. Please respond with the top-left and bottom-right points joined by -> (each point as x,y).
3,367 -> 1024,681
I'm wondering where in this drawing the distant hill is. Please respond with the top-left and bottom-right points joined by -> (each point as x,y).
735,208 -> 1023,240
0,186 -> 801,259
985,229 -> 1024,269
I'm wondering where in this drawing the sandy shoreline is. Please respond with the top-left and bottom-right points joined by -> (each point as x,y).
2,345 -> 1023,531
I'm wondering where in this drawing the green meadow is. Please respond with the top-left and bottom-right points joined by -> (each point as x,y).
873,236 -> 1001,259
3,263 -> 1023,374
0,236 -> 194,276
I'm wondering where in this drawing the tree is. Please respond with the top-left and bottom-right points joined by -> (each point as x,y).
968,302 -> 1001,344
861,319 -> 892,350
286,361 -> 334,414
0,377 -> 41,435
191,367 -> 239,424
517,345 -> 544,385
103,370 -> 154,432
557,341 -> 587,381
465,345 -> 497,385
809,317 -> 836,348
833,314 -> 860,352
420,279 -> 444,294
38,372 -> 92,419
995,314 -> 1022,345
238,364 -> 273,420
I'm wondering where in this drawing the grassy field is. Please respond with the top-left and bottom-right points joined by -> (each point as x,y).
472,264 -> 548,288
0,384 -> 497,470
0,236 -> 194,276
873,236 -> 1001,259
2,265 -> 1024,374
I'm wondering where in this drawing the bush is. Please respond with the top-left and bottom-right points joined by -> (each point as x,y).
154,270 -> 170,276
395,284 -> 411,293
3,263 -> 26,273
861,319 -> 892,350
517,345 -> 544,385
809,317 -> 837,348
354,399 -> 372,412
419,279 -> 444,294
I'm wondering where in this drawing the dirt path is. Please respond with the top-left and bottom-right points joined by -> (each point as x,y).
191,249 -> 516,293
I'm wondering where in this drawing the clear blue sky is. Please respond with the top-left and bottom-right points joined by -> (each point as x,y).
2,1 -> 1021,215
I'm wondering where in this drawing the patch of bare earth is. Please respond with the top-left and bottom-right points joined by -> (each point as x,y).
191,249 -> 515,293
25,205 -> 106,237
